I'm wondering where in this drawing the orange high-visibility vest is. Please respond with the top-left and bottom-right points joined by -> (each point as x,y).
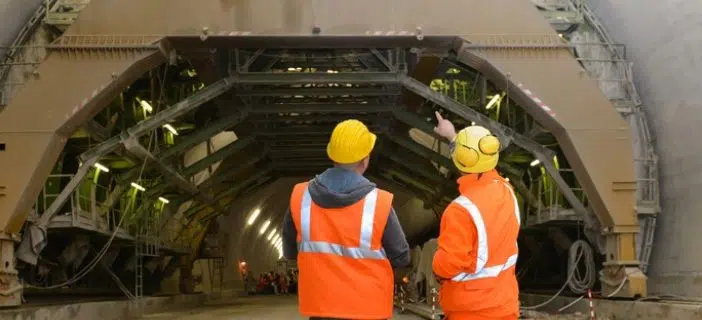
435,171 -> 521,316
290,182 -> 395,319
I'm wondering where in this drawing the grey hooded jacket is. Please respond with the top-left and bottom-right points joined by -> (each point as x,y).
281,167 -> 411,268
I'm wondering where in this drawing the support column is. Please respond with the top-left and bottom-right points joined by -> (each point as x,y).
602,227 -> 647,297
0,232 -> 21,307
179,260 -> 196,294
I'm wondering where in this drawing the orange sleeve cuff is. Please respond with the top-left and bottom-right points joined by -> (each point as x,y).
432,206 -> 476,279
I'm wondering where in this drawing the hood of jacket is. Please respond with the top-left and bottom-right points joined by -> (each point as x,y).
307,167 -> 376,208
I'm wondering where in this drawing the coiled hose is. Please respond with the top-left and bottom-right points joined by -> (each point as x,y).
567,239 -> 597,294
522,239 -> 596,310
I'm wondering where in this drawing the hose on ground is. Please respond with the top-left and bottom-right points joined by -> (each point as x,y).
521,240 -> 595,310
567,240 -> 596,294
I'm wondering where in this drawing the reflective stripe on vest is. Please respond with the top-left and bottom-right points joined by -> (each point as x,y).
298,187 -> 387,260
451,180 -> 520,282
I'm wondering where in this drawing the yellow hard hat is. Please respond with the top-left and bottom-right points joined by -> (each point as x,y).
451,126 -> 500,173
327,119 -> 377,164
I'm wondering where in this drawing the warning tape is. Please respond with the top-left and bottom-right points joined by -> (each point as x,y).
517,83 -> 556,118
587,289 -> 596,320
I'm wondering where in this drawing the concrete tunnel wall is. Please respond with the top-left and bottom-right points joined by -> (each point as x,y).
588,0 -> 702,297
0,0 -> 43,56
217,173 -> 437,289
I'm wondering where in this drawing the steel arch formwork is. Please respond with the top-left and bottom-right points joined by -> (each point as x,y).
0,0 -> 645,304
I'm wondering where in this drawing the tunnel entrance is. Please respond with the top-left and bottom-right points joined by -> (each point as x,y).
0,1 -> 650,310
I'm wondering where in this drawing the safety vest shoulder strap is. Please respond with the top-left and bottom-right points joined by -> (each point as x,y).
450,179 -> 520,282
290,182 -> 309,215
369,189 -> 393,246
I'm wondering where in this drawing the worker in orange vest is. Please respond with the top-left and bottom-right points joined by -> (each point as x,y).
281,119 -> 411,320
432,112 -> 521,320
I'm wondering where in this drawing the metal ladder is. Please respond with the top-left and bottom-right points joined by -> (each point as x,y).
134,210 -> 160,303
134,241 -> 144,301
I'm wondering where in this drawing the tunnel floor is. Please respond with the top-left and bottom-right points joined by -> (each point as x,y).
140,295 -> 425,320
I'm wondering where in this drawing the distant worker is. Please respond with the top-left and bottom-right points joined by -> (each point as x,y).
282,119 -> 411,320
432,112 -> 521,320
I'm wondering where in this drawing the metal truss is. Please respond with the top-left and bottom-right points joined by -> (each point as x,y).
25,46 -> 589,268
398,73 -> 589,218
37,75 -> 236,228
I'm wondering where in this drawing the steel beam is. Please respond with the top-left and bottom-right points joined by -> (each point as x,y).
166,35 -> 460,50
182,136 -> 257,177
80,75 -> 236,162
248,104 -> 393,114
383,134 -> 456,172
122,138 -> 229,221
369,172 -> 435,202
236,88 -> 398,97
257,125 -> 385,136
399,74 -> 588,217
266,144 -> 444,186
200,175 -> 278,223
159,110 -> 248,159
240,49 -> 265,72
400,74 -> 513,145
36,156 -> 99,227
83,120 -> 110,141
232,72 -> 401,85
249,115 -> 390,124
123,137 -> 198,194
197,151 -> 268,191
389,105 -> 538,209
391,108 -> 444,141
371,49 -> 395,71
187,168 -> 273,220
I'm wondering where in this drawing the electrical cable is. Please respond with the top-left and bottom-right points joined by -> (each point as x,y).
520,243 -> 583,310
521,240 -> 595,310
26,207 -> 127,290
522,239 -> 628,311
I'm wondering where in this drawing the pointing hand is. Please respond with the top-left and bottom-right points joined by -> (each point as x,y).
433,111 -> 457,141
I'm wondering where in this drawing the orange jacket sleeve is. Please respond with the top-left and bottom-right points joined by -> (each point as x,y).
432,204 -> 477,279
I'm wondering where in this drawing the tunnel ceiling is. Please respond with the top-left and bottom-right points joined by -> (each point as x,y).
0,0 -> 648,298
